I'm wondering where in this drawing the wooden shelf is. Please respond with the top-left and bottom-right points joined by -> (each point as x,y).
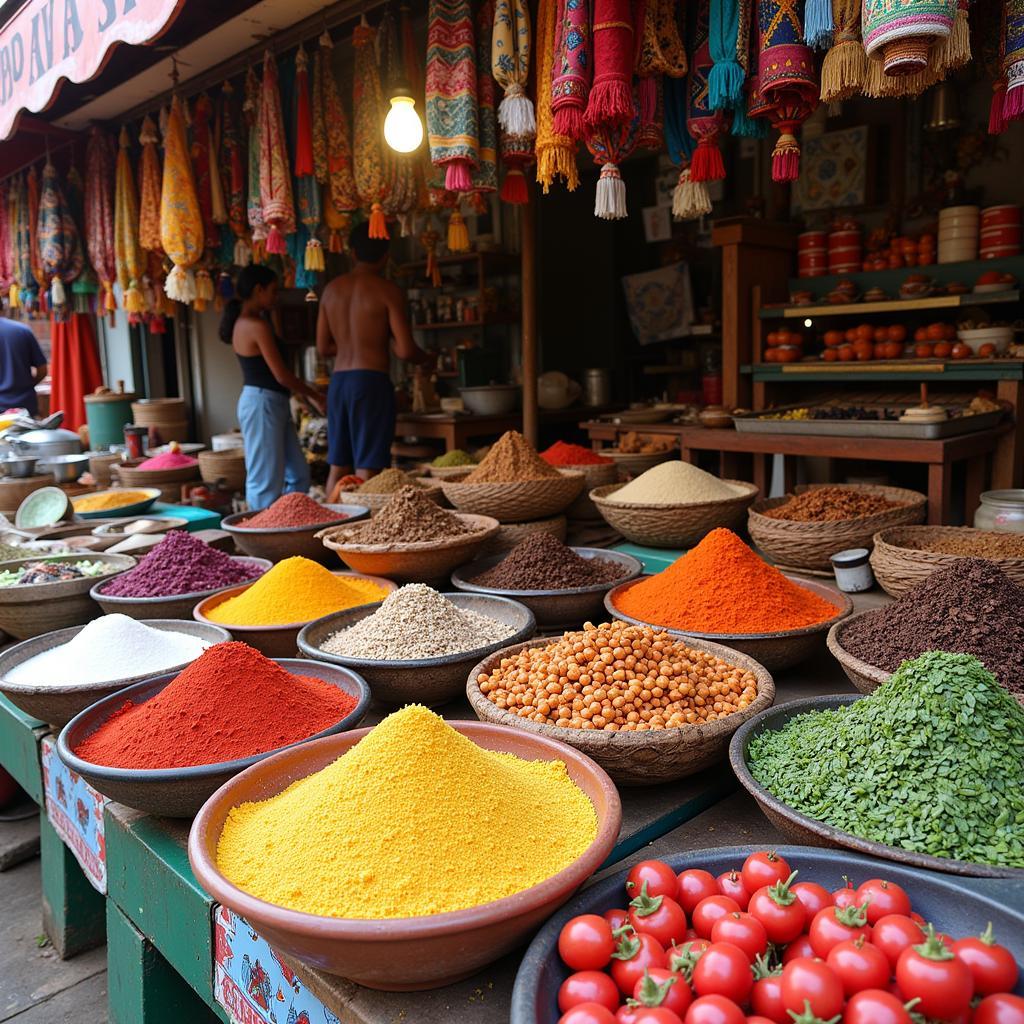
413,315 -> 518,331
745,358 -> 1024,383
400,251 -> 519,274
760,289 -> 1020,319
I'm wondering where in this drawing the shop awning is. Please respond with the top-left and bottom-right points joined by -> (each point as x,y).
0,0 -> 185,141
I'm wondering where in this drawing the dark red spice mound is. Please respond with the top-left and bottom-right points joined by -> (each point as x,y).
240,493 -> 347,529
73,641 -> 358,769
541,441 -> 612,466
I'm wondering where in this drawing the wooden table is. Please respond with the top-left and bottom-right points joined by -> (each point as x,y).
581,419 -> 1011,525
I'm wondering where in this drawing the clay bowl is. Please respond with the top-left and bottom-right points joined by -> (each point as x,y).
730,696 -> 1024,879
297,594 -> 536,706
450,549 -> 643,631
193,572 -> 397,659
604,575 -> 852,672
0,619 -> 231,727
220,504 -> 370,565
0,552 -> 138,640
188,721 -> 621,990
826,615 -> 891,694
467,635 -> 774,786
89,557 -> 272,621
511,846 -> 1024,1024
57,659 -> 370,817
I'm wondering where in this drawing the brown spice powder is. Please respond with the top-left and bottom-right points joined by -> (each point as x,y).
763,486 -> 906,522
347,486 -> 472,544
464,431 -> 561,483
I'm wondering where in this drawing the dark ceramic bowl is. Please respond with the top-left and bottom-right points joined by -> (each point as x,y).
57,659 -> 370,817
221,504 -> 370,565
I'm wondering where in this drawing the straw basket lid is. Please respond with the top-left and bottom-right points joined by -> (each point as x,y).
439,471 -> 585,524
826,617 -> 890,695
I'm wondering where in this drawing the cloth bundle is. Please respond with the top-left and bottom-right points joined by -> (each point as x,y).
85,129 -> 118,314
687,0 -> 729,183
492,0 -> 536,202
37,161 -> 84,316
353,21 -> 392,238
536,0 -> 580,191
160,95 -> 204,303
114,126 -> 144,315
258,52 -> 296,255
862,0 -> 957,78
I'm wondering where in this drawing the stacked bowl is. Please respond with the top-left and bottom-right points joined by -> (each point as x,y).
828,226 -> 861,274
938,205 -> 978,263
797,230 -> 826,277
981,204 -> 1021,260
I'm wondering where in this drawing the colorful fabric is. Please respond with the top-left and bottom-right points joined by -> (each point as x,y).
114,127 -> 144,315
27,167 -> 45,305
688,0 -> 729,182
11,173 -> 37,309
50,313 -> 103,432
85,129 -> 118,312
379,11 -> 422,229
820,0 -> 867,100
137,116 -> 163,253
709,0 -> 745,109
473,0 -> 499,192
862,0 -> 956,76
190,94 -> 220,251
536,0 -> 580,190
258,52 -> 296,255
38,161 -> 84,315
0,182 -> 11,293
292,45 -> 324,272
313,32 -> 361,219
218,82 -> 249,257
636,76 -> 664,150
426,0 -> 480,192
353,22 -> 392,237
935,0 -> 970,75
584,0 -> 636,129
636,0 -> 687,76
551,0 -> 592,139
160,95 -> 204,302
1004,0 -> 1024,119
586,85 -> 639,218
493,0 -> 535,136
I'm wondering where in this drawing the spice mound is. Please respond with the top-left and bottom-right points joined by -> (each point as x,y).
478,620 -> 759,731
355,468 -> 426,494
0,559 -> 111,586
840,558 -> 1024,699
137,444 -> 198,470
906,529 -> 1024,559
320,584 -> 515,660
432,449 -> 475,467
608,461 -> 748,506
542,441 -> 612,466
100,531 -> 262,598
464,430 -> 561,483
215,704 -> 598,918
748,651 -> 1024,868
613,528 -> 838,634
73,641 -> 357,769
337,486 -> 473,546
763,486 -> 908,522
73,490 -> 154,513
470,533 -> 628,591
239,493 -> 346,529
4,615 -> 211,687
205,557 -> 387,626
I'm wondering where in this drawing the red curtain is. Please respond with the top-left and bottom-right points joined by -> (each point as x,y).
49,313 -> 103,431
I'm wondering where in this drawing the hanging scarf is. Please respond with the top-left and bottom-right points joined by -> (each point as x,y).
861,0 -> 956,78
709,0 -> 746,109
218,82 -> 250,265
137,116 -> 163,254
426,0 -> 480,193
84,129 -> 118,313
804,0 -> 833,49
291,45 -> 324,273
473,0 -> 499,194
379,12 -> 422,234
244,67 -> 268,257
552,0 -> 593,139
586,86 -> 639,219
258,52 -> 296,255
400,1 -> 431,214
0,183 -> 12,297
636,0 -> 688,76
536,0 -> 580,190
493,0 -> 536,137
354,21 -> 392,238
665,73 -> 710,219
191,94 -> 220,252
688,0 -> 729,182
27,167 -> 46,313
636,77 -> 663,150
820,0 -> 867,100
584,0 -> 636,129
38,161 -> 83,316
160,95 -> 204,303
1003,0 -> 1024,121
11,174 -> 37,311
114,127 -> 145,316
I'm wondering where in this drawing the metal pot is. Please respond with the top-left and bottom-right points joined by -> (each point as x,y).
0,455 -> 38,478
38,453 -> 90,483
9,428 -> 82,458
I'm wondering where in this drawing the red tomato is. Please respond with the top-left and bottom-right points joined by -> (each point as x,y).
559,1003 -> 618,1024
823,329 -> 844,347
629,861 -> 684,902
915,342 -> 934,358
716,871 -> 750,910
843,989 -> 914,1024
683,995 -> 746,1024
895,930 -> 973,1021
832,880 -> 858,911
821,348 -> 839,362
560,915 -> 617,970
933,340 -> 953,358
951,342 -> 971,359
791,882 -> 832,921
628,887 -> 690,951
605,908 -> 630,933
632,968 -> 694,1019
873,326 -> 890,344
667,939 -> 710,979
782,935 -> 816,965
678,871 -> 720,915
691,942 -> 753,1003
808,904 -> 871,958
691,897 -> 741,939
909,912 -> 925,927
888,324 -> 907,343
741,852 -> 792,895
748,874 -> 806,945
747,1018 -> 778,1024
979,342 -> 998,357
826,937 -> 890,996
751,963 -> 786,1024
837,345 -> 855,362
711,912 -> 768,963
853,880 -> 910,925
627,1010 -> 685,1024
560,972 -> 623,1013
611,933 -> 668,996
952,924 -> 1019,995
780,958 -> 844,1020
974,993 -> 1024,1024
871,915 -> 924,970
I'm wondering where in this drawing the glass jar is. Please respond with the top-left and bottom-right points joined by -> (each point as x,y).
974,490 -> 1024,533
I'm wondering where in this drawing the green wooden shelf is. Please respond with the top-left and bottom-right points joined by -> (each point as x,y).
785,255 -> 1024,294
743,359 -> 1024,382
760,289 -> 1019,320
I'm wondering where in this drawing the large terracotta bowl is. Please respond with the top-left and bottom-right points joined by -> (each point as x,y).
188,722 -> 621,990
220,504 -> 369,565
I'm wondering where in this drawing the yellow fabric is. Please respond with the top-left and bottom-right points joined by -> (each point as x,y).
137,116 -> 163,254
114,127 -> 144,313
535,0 -> 579,191
159,96 -> 204,278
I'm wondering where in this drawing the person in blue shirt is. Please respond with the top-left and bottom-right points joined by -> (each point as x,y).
0,317 -> 47,416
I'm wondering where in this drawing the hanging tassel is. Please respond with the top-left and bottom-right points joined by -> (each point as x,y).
251,238 -> 267,263
672,167 -> 713,220
820,36 -> 868,102
1005,84 -> 1024,122
731,104 -> 768,137
863,55 -> 887,98
500,167 -> 530,204
586,80 -> 633,130
594,162 -> 627,220
447,211 -> 470,252
497,83 -> 537,137
368,202 -> 389,240
305,238 -> 326,271
328,230 -> 344,254
771,131 -> 801,182
233,237 -> 252,266
553,107 -> 587,141
51,279 -> 66,307
103,281 -> 117,314
935,0 -> 970,74
708,60 -> 745,112
265,225 -> 288,255
164,265 -> 197,303
804,0 -> 834,50
689,136 -> 725,182
445,160 -> 474,193
990,80 -> 1007,135
305,289 -> 319,303
536,146 -> 580,193
125,280 -> 145,314
149,313 -> 167,334
8,284 -> 18,310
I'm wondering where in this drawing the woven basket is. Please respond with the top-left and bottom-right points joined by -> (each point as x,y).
747,484 -> 927,571
602,447 -> 676,482
198,449 -> 246,493
870,525 -> 1024,597
423,464 -> 475,480
440,470 -> 585,523
335,482 -> 444,515
480,515 -> 568,556
563,462 -> 618,521
88,452 -> 121,487
826,618 -> 889,694
591,481 -> 760,549
467,634 -> 775,786
112,462 -> 200,504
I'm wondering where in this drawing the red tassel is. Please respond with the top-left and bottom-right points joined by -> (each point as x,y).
689,137 -> 725,182
368,203 -> 389,240
266,225 -> 288,254
445,160 -> 473,192
990,80 -> 1007,135
553,106 -> 586,141
1004,84 -> 1024,122
500,168 -> 530,204
771,132 -> 801,182
584,80 -> 634,129
328,230 -> 343,254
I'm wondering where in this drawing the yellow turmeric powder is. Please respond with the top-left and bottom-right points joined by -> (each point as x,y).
215,705 -> 599,918
205,556 -> 387,626
73,490 -> 155,512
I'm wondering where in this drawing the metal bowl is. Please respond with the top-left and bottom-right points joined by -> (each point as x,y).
38,453 -> 91,483
220,504 -> 370,565
0,455 -> 38,478
57,659 -> 371,817
458,384 -> 521,416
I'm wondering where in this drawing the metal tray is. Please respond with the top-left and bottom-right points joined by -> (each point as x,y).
734,406 -> 1004,439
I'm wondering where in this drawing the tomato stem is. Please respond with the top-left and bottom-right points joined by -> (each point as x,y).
980,921 -> 996,946
767,870 -> 800,906
833,902 -> 869,927
630,969 -> 677,1008
611,933 -> 641,961
912,924 -> 955,962
628,880 -> 664,918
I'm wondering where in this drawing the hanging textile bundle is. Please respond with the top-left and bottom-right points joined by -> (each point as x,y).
245,67 -> 268,260
37,161 -> 84,315
354,21 -> 393,238
11,174 -> 36,311
804,0 -> 834,49
665,74 -> 709,219
636,77 -> 664,151
935,0 -> 970,74
820,0 -> 868,101
426,0 -> 480,193
536,0 -> 580,190
114,127 -> 145,316
636,0 -> 688,77
1002,0 -> 1024,122
586,88 -> 639,219
85,128 -> 118,314
727,0 -> 767,137
193,268 -> 215,312
137,116 -> 163,254
191,94 -> 221,251
499,134 -> 534,203
708,0 -> 746,110
258,52 -> 297,256
294,45 -> 325,272
219,82 -> 251,266
27,167 -> 46,314
584,0 -> 636,129
861,0 -> 956,79
160,95 -> 204,303
687,0 -> 729,183
551,0 -> 593,139
0,183 -> 13,304
473,0 -> 499,194
493,0 -> 536,135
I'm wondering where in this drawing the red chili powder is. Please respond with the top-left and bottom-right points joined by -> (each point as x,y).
541,441 -> 613,466
73,642 -> 358,769
240,492 -> 347,529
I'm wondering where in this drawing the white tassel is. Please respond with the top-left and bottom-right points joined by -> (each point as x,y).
51,278 -> 66,306
164,265 -> 196,303
398,212 -> 415,238
233,237 -> 252,267
672,168 -> 712,221
595,163 -> 627,220
497,84 -> 537,137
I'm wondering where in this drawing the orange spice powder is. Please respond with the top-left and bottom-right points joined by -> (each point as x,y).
613,528 -> 838,634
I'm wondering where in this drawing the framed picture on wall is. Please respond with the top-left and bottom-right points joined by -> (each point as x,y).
792,125 -> 871,213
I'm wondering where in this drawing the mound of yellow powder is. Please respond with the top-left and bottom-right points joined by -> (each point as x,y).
215,705 -> 599,918
205,556 -> 387,626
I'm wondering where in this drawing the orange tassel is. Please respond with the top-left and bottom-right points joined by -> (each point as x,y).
368,203 -> 389,240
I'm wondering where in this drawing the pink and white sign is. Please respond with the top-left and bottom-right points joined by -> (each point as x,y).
0,0 -> 184,140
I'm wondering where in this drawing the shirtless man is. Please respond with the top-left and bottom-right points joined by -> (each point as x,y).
316,222 -> 433,495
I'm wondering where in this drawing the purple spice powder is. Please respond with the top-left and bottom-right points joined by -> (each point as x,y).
101,531 -> 263,598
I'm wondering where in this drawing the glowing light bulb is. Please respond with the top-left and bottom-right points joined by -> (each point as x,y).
384,94 -> 423,153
